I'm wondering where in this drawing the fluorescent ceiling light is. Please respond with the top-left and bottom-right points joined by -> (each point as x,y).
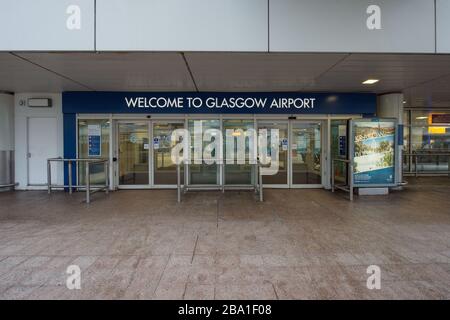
415,116 -> 428,120
362,79 -> 379,85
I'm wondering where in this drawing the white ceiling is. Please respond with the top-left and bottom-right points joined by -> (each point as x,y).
1,52 -> 450,108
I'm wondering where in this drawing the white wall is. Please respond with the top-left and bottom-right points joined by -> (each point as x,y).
0,0 -> 444,53
96,0 -> 268,51
437,0 -> 450,53
0,0 -> 95,50
270,0 -> 435,53
14,93 -> 64,190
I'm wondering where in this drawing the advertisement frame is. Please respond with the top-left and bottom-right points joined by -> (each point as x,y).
349,118 -> 398,188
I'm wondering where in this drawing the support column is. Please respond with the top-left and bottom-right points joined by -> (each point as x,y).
377,93 -> 404,185
0,92 -> 15,190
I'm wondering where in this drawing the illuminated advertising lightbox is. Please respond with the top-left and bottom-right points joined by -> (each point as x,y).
351,119 -> 397,187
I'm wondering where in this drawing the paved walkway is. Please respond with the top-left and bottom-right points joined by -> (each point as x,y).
0,181 -> 449,299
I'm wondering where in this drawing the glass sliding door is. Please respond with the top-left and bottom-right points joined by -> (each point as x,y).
78,119 -> 110,185
330,119 -> 348,184
188,119 -> 220,185
291,121 -> 322,185
153,121 -> 184,185
118,122 -> 149,185
223,119 -> 255,185
258,121 -> 288,186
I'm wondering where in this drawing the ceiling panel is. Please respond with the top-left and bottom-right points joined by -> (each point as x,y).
404,73 -> 450,108
185,53 -> 348,91
0,53 -> 87,92
1,52 -> 450,108
315,54 -> 450,94
17,52 -> 196,92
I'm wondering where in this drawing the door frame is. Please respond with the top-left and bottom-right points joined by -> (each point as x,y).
75,114 -> 363,190
115,120 -> 152,189
289,119 -> 325,189
152,119 -> 185,189
186,116 -> 221,186
221,116 -> 256,187
257,119 -> 290,188
27,116 -> 58,187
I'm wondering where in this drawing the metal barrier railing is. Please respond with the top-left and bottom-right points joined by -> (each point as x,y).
331,158 -> 354,201
47,157 -> 109,204
403,152 -> 450,177
0,183 -> 18,190
176,162 -> 263,203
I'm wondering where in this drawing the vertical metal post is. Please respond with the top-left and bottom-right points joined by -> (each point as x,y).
349,161 -> 354,201
259,165 -> 263,202
184,163 -> 188,193
68,160 -> 73,194
104,161 -> 109,194
415,154 -> 418,177
47,160 -> 51,194
331,159 -> 335,192
221,162 -> 225,193
177,163 -> 181,203
85,162 -> 90,204
254,163 -> 258,194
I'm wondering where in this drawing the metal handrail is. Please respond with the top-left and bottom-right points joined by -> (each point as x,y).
47,157 -> 109,204
176,161 -> 263,203
0,183 -> 18,190
403,152 -> 450,177
331,158 -> 354,201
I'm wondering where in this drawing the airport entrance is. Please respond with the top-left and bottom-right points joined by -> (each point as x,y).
76,116 -> 334,190
68,92 -> 376,191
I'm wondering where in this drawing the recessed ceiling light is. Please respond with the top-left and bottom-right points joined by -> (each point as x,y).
402,101 -> 406,104
362,79 -> 379,85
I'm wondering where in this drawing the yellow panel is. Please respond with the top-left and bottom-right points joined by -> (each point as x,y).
428,127 -> 446,134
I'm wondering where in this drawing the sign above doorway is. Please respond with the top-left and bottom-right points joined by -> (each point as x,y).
62,92 -> 376,115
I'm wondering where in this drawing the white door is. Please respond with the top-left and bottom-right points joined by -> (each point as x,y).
28,117 -> 58,185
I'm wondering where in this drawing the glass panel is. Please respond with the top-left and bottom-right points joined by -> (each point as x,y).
78,119 -> 110,185
118,123 -> 149,185
402,126 -> 410,172
403,110 -> 410,126
411,111 -> 430,126
330,119 -> 348,183
223,119 -> 254,185
188,119 -> 220,185
292,122 -> 322,185
258,122 -> 288,185
411,126 -> 450,152
153,122 -> 184,185
411,111 -> 450,127
410,125 -> 450,172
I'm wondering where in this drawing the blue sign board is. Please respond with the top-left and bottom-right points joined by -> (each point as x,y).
339,136 -> 346,157
88,135 -> 101,157
63,92 -> 376,115
87,124 -> 102,157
